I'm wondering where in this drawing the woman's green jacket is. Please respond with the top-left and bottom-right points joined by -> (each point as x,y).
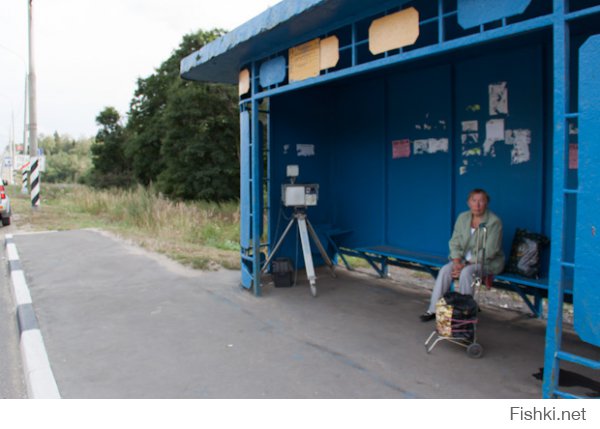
448,209 -> 505,275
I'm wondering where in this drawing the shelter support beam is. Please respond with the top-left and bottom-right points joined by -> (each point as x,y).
543,0 -> 569,399
251,62 -> 262,296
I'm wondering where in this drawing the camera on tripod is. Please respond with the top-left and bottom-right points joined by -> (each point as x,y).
261,164 -> 334,297
281,164 -> 318,208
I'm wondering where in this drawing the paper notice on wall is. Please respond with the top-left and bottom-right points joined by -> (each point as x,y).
289,39 -> 321,82
505,129 -> 531,165
489,82 -> 508,115
461,120 -> 478,132
413,138 -> 449,155
483,119 -> 504,156
461,133 -> 479,145
463,147 -> 481,157
569,143 -> 578,169
392,140 -> 411,159
296,144 -> 315,157
428,138 -> 449,153
569,122 -> 579,136
461,120 -> 479,149
413,140 -> 428,154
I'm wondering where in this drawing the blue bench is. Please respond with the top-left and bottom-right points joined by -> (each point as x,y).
335,245 -> 571,318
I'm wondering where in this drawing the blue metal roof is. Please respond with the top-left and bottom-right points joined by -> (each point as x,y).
181,0 -> 399,84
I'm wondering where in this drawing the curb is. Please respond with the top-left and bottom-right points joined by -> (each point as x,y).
5,234 -> 61,399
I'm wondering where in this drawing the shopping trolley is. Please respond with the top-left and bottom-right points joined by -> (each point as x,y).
424,224 -> 487,358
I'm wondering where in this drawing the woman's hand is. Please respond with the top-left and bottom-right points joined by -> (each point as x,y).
451,259 -> 465,279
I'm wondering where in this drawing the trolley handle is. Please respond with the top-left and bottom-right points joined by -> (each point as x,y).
472,223 -> 487,289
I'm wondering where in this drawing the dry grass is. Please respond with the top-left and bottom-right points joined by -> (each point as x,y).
8,184 -> 240,270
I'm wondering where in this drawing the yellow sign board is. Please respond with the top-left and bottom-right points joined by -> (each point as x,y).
239,69 -> 250,96
369,7 -> 420,55
289,38 -> 321,82
320,36 -> 339,70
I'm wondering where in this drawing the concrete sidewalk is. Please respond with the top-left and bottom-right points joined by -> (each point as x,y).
7,229 -> 599,398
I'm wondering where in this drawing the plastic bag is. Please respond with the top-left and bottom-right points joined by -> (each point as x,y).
505,228 -> 549,278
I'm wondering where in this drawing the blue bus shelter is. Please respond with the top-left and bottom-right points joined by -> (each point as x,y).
181,0 -> 600,398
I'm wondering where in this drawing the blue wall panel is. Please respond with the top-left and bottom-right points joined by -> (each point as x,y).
260,56 -> 287,88
457,0 -> 532,29
269,88 -> 335,268
574,35 -> 600,347
454,45 -> 545,259
240,110 -> 251,249
329,78 -> 387,248
386,65 -> 453,256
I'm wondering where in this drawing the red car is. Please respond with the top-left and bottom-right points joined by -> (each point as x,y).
0,184 -> 11,226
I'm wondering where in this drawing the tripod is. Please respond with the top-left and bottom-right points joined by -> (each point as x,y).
261,208 -> 336,297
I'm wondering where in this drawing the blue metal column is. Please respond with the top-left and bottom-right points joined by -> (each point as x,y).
266,98 -> 272,268
437,0 -> 444,44
351,23 -> 357,66
543,0 -> 569,399
251,62 -> 262,296
239,106 -> 252,289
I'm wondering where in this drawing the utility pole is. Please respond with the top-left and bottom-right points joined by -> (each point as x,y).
28,0 -> 40,207
10,111 -> 15,184
23,73 -> 28,156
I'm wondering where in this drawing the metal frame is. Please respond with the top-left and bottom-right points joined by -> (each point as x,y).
261,208 -> 336,296
542,0 -> 600,400
241,1 -> 559,104
231,0 -> 600,398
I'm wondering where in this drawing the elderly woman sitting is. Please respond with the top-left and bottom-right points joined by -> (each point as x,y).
420,189 -> 505,322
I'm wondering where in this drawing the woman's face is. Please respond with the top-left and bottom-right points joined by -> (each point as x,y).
468,192 -> 488,217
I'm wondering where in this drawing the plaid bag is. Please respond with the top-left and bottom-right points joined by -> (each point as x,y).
435,292 -> 478,340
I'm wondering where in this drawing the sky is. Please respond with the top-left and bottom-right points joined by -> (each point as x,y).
0,0 -> 277,153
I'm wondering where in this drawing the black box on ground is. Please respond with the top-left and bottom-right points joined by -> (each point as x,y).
272,258 -> 293,287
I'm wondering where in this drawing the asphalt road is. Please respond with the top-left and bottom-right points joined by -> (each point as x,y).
6,228 -> 600,399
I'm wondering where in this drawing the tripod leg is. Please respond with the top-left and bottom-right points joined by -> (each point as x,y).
297,216 -> 317,297
261,216 -> 296,273
306,218 -> 336,278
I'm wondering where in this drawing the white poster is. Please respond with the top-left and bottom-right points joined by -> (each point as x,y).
461,120 -> 478,132
427,138 -> 449,154
413,138 -> 449,155
483,119 -> 505,157
413,140 -> 428,154
296,144 -> 315,157
505,129 -> 531,165
489,82 -> 508,115
461,133 -> 479,145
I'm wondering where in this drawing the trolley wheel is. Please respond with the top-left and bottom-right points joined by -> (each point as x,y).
310,284 -> 317,297
466,343 -> 483,359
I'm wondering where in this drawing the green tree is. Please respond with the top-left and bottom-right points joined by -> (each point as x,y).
38,133 -> 92,183
126,29 -> 240,201
89,107 -> 133,188
126,30 -> 225,185
158,81 -> 240,200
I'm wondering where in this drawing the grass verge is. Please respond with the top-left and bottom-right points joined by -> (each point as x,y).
8,184 -> 240,270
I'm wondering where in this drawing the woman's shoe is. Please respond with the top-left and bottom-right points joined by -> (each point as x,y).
420,312 -> 435,322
